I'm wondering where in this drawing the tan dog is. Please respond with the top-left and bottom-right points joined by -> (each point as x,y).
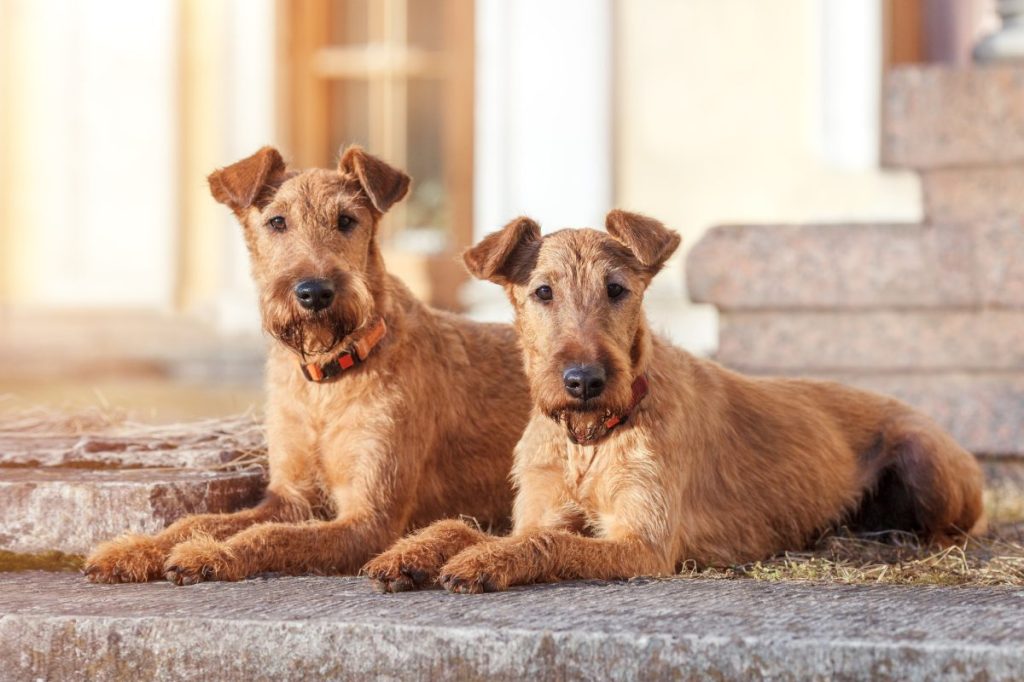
85,146 -> 529,584
365,210 -> 985,593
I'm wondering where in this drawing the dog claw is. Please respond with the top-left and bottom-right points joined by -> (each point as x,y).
402,567 -> 429,585
439,573 -> 490,594
165,565 -> 182,585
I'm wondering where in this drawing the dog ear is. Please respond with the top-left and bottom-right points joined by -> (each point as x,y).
338,146 -> 411,214
208,146 -> 288,214
463,216 -> 542,285
604,210 -> 681,275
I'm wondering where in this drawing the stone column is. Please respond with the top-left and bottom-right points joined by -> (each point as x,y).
974,0 -> 1024,61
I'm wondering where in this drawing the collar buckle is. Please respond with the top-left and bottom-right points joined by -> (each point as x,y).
299,318 -> 387,383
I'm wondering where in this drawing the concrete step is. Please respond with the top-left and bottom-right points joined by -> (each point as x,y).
0,468 -> 266,554
687,222 -> 1024,311
717,310 -> 1024,372
883,65 -> 1024,169
1,572 -> 1022,681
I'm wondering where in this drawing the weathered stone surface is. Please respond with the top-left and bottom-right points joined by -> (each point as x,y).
0,436 -> 252,469
0,414 -> 266,469
923,166 -> 1024,223
883,65 -> 1024,169
688,221 -> 1024,310
1,573 -> 1022,681
0,468 -> 265,554
717,310 -> 1024,372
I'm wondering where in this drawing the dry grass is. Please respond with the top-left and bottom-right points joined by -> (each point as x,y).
679,485 -> 1024,587
3,398 -> 1024,585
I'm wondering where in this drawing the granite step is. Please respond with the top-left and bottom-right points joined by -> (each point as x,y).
883,65 -> 1024,169
922,166 -> 1024,223
687,221 -> 1024,311
1,572 -> 1022,681
716,310 -> 1024,373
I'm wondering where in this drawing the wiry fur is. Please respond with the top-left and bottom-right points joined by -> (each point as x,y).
366,210 -> 985,593
84,146 -> 530,585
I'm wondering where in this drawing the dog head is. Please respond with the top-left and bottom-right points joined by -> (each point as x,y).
208,145 -> 409,359
464,210 -> 680,443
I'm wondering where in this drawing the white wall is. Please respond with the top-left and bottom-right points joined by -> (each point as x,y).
4,0 -> 179,308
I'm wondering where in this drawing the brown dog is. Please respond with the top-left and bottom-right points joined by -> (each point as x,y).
365,210 -> 985,593
84,146 -> 529,584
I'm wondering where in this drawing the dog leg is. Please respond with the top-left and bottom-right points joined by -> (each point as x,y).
164,513 -> 401,585
84,492 -> 307,583
364,518 -> 493,592
438,530 -> 670,593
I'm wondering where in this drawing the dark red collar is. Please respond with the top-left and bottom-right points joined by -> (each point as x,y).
602,374 -> 650,432
300,317 -> 388,382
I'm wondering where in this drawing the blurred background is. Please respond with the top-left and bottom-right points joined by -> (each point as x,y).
0,0 -> 1007,421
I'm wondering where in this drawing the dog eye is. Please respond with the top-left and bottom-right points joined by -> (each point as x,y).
607,283 -> 626,299
267,216 -> 286,232
337,214 -> 356,232
535,285 -> 553,301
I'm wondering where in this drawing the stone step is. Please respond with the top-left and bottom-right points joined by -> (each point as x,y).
0,468 -> 266,554
717,310 -> 1024,372
883,65 -> 1024,169
2,572 -> 1022,681
687,222 -> 1024,311
718,370 -> 1023,458
922,167 -> 1024,223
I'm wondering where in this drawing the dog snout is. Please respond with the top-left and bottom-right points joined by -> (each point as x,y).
562,364 -> 606,401
294,278 -> 335,311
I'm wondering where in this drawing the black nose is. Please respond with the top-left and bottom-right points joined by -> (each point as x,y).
294,278 -> 335,311
562,365 -> 606,400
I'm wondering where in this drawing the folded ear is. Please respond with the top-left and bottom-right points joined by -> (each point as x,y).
208,146 -> 288,214
604,210 -> 681,275
338,145 -> 411,214
463,216 -> 542,285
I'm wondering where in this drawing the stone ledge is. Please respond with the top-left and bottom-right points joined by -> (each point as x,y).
883,65 -> 1024,169
0,469 -> 266,554
687,222 -> 1024,310
1,573 -> 1022,681
717,310 -> 1024,372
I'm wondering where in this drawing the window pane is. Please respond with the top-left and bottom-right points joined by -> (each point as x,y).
405,79 -> 447,238
328,80 -> 370,152
329,0 -> 369,46
407,0 -> 445,52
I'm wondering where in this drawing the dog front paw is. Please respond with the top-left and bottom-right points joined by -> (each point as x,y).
84,535 -> 167,583
438,547 -> 514,594
364,546 -> 440,593
164,537 -> 237,586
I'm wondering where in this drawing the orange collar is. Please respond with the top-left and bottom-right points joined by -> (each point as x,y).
300,317 -> 388,382
602,374 -> 650,432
